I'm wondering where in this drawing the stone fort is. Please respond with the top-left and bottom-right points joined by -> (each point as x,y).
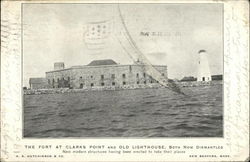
29,59 -> 168,89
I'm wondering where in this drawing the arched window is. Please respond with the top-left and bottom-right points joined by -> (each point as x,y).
52,79 -> 55,88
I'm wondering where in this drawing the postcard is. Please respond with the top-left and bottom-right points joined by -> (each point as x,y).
1,0 -> 249,161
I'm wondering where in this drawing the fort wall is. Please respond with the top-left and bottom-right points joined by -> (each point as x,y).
46,65 -> 168,89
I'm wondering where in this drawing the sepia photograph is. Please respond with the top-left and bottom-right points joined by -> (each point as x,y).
22,3 -> 223,138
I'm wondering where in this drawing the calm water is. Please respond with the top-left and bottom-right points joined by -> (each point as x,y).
24,85 -> 223,137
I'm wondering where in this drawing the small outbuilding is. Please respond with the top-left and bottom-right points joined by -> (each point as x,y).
29,78 -> 48,89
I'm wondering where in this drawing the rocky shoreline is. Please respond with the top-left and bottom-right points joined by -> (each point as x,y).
24,81 -> 222,95
176,80 -> 222,87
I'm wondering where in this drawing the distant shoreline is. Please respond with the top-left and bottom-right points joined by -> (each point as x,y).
23,81 -> 222,95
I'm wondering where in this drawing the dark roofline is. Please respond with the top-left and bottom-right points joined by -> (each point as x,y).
198,49 -> 206,53
87,59 -> 117,66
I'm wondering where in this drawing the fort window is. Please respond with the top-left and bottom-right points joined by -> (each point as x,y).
122,74 -> 126,78
48,79 -> 50,84
68,77 -> 70,81
111,74 -> 115,78
144,81 -> 146,84
143,73 -> 146,77
80,83 -> 83,88
57,78 -> 59,82
90,75 -> 93,78
101,75 -> 104,79
136,73 -> 139,78
80,76 -> 82,79
202,77 -> 205,81
162,73 -> 165,76
101,82 -> 105,86
123,81 -> 126,85
137,81 -> 139,84
112,82 -> 115,86
91,83 -> 94,87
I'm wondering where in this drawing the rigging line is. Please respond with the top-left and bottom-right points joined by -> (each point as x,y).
117,4 -> 186,96
115,34 -> 135,63
117,5 -> 142,56
118,6 -> 164,75
116,15 -> 150,74
115,16 -> 139,60
115,25 -> 139,60
117,4 -> 165,76
115,26 -> 148,69
117,4 -> 155,67
119,30 -> 157,76
115,25 -> 155,79
117,12 -> 162,75
114,12 -> 146,64
115,5 -> 149,64
117,7 -> 170,90
117,34 -> 168,86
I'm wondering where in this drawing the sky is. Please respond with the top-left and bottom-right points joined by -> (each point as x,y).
23,3 -> 223,87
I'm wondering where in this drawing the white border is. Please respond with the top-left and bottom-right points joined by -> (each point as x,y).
1,0 -> 249,161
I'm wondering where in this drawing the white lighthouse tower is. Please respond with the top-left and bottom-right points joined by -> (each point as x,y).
197,50 -> 211,81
